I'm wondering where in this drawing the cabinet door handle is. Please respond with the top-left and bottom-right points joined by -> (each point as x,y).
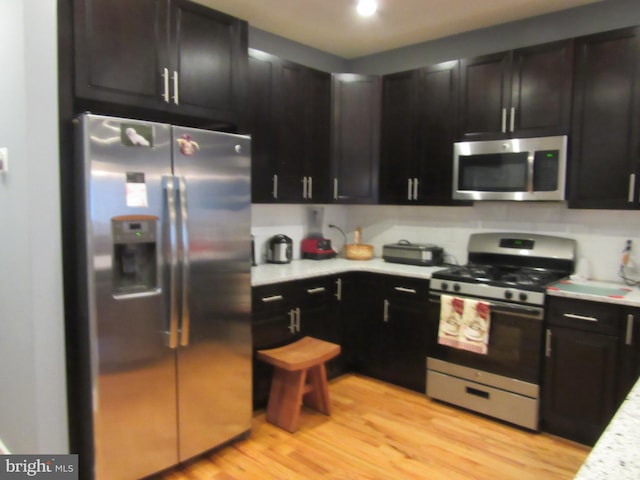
629,174 -> 636,203
161,68 -> 170,103
307,287 -> 326,294
394,286 -> 417,294
413,178 -> 419,200
172,71 -> 179,105
563,313 -> 598,322
509,107 -> 515,132
333,178 -> 338,200
295,307 -> 301,332
288,309 -> 296,333
261,295 -> 283,303
302,176 -> 308,199
383,299 -> 390,322
335,278 -> 342,302
626,314 -> 635,346
308,176 -> 312,199
501,108 -> 507,133
407,178 -> 413,200
273,174 -> 278,199
545,329 -> 552,357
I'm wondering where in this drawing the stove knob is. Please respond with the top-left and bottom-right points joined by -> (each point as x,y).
441,282 -> 449,291
519,292 -> 528,302
504,290 -> 513,300
453,283 -> 461,293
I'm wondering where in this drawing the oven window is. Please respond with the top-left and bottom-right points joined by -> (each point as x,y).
458,152 -> 528,191
487,322 -> 521,365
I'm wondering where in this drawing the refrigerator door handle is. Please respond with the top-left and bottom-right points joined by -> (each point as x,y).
178,176 -> 191,347
164,175 -> 180,349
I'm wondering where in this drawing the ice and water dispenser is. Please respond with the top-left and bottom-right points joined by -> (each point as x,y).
111,215 -> 158,295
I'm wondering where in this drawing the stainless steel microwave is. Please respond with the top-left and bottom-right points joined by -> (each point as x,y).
453,135 -> 568,201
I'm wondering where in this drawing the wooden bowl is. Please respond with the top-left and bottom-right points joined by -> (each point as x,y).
345,243 -> 374,260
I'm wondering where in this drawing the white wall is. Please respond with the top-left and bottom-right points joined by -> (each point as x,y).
253,203 -> 640,283
0,0 -> 68,453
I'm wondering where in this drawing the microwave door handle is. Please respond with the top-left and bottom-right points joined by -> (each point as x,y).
527,152 -> 535,193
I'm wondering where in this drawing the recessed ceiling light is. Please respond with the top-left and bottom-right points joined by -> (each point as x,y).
357,0 -> 378,17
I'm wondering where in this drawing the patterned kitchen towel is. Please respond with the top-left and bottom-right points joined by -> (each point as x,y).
437,295 -> 490,355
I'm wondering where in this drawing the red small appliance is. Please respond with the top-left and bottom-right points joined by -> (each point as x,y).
301,237 -> 336,260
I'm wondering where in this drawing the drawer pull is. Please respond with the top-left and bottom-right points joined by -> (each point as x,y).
307,287 -> 326,294
466,386 -> 489,399
563,313 -> 598,322
261,295 -> 283,303
394,286 -> 417,294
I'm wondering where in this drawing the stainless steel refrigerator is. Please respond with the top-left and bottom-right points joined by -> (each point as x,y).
75,113 -> 252,479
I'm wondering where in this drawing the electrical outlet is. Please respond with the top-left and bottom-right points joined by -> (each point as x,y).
0,147 -> 8,173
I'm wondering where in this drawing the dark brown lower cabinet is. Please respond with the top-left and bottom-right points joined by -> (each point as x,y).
619,307 -> 640,403
542,297 -> 622,445
251,276 -> 342,409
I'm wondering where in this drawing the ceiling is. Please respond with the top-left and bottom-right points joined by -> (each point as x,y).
195,0 -> 603,58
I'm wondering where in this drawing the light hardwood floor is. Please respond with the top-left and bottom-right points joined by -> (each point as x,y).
160,374 -> 589,480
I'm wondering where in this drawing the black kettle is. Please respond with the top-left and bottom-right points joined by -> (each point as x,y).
266,234 -> 293,264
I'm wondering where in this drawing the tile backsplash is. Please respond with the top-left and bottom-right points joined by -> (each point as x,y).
252,202 -> 640,283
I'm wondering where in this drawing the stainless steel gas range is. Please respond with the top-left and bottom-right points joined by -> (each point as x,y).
427,232 -> 576,430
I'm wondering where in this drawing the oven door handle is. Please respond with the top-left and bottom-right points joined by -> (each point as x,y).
429,296 -> 543,320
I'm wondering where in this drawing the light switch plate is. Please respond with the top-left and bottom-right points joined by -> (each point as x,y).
0,147 -> 7,173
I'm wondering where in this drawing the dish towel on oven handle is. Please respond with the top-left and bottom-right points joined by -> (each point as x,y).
437,294 -> 491,355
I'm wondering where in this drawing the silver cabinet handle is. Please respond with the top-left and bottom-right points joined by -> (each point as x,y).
501,108 -> 507,133
335,278 -> 342,302
164,175 -> 179,349
563,313 -> 598,322
302,176 -> 308,199
308,176 -> 313,199
545,329 -> 552,357
295,307 -> 301,332
161,68 -> 170,103
394,286 -> 417,294
177,176 -> 190,347
629,174 -> 636,203
273,174 -> 278,199
333,178 -> 338,200
288,309 -> 296,334
261,295 -> 283,303
407,178 -> 413,200
413,177 -> 419,200
383,299 -> 390,322
626,314 -> 635,346
307,287 -> 326,294
510,107 -> 515,132
172,71 -> 179,105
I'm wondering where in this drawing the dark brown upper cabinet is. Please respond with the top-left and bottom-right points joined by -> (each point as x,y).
248,49 -> 331,203
73,0 -> 247,127
569,27 -> 640,209
379,61 -> 467,205
331,74 -> 381,204
459,39 -> 574,141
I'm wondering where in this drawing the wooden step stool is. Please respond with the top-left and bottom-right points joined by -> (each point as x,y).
256,336 -> 341,433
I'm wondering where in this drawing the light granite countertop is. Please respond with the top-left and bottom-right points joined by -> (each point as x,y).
546,278 -> 640,308
574,377 -> 640,479
251,257 -> 444,286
